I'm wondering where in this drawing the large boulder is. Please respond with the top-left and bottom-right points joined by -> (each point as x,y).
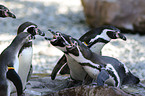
81,0 -> 145,34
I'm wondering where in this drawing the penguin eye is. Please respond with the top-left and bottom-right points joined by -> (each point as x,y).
55,32 -> 60,37
27,27 -> 36,35
107,31 -> 117,39
73,41 -> 78,46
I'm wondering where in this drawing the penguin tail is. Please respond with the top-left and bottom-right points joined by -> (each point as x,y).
6,69 -> 24,96
122,71 -> 140,85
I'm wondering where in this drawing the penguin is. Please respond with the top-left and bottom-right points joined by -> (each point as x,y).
17,22 -> 45,90
0,4 -> 16,18
0,32 -> 33,96
49,25 -> 126,81
64,36 -> 140,87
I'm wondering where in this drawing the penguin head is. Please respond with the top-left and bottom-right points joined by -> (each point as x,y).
82,25 -> 126,48
17,22 -> 45,38
0,5 -> 16,18
47,29 -> 71,52
103,25 -> 126,40
65,37 -> 93,59
65,37 -> 80,56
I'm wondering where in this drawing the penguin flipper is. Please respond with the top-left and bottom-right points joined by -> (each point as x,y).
51,54 -> 67,80
59,64 -> 70,75
7,69 -> 24,96
96,70 -> 109,86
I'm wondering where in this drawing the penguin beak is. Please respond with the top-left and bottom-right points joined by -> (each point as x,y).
44,37 -> 52,40
48,29 -> 57,40
35,28 -> 45,36
0,6 -> 16,18
116,32 -> 127,41
48,29 -> 56,35
6,11 -> 16,18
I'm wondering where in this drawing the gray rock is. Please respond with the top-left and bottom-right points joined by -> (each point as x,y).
11,74 -> 145,96
51,86 -> 131,96
81,0 -> 145,34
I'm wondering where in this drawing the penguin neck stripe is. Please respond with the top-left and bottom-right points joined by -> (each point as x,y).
106,64 -> 120,87
88,38 -> 109,48
8,67 -> 15,70
83,42 -> 88,46
79,63 -> 101,71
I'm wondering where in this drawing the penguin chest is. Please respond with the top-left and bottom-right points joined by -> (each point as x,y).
18,47 -> 32,71
83,66 -> 100,79
18,47 -> 33,89
66,54 -> 87,81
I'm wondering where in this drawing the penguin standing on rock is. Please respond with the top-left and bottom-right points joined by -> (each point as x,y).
63,36 -> 140,87
17,22 -> 45,90
48,25 -> 127,82
0,4 -> 16,18
0,32 -> 34,96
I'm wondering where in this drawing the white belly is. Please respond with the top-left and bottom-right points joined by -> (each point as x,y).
83,66 -> 100,79
66,55 -> 87,81
7,80 -> 14,96
18,47 -> 33,90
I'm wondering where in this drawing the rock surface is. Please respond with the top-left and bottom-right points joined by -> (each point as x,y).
11,74 -> 138,96
51,86 -> 131,96
81,0 -> 145,34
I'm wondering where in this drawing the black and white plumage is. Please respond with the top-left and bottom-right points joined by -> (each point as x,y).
64,37 -> 140,87
49,25 -> 127,81
0,32 -> 33,96
0,5 -> 16,18
17,22 -> 45,90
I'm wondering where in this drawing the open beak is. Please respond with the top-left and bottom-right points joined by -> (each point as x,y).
6,11 -> 16,18
48,29 -> 56,35
65,37 -> 73,48
35,28 -> 45,36
48,29 -> 57,40
116,32 -> 127,41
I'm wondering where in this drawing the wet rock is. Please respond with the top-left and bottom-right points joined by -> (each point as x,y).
81,0 -> 145,34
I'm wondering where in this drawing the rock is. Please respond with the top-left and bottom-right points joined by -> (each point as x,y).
49,86 -> 131,96
81,0 -> 145,34
11,74 -> 145,96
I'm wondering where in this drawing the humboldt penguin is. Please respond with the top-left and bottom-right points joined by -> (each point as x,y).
64,36 -> 140,87
49,25 -> 126,81
17,22 -> 45,90
0,32 -> 33,96
0,4 -> 16,18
